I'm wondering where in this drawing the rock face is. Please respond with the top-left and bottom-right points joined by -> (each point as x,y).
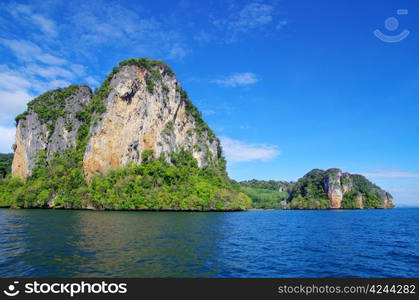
288,168 -> 394,209
12,59 -> 221,180
323,168 -> 353,208
12,86 -> 92,178
83,64 -> 220,179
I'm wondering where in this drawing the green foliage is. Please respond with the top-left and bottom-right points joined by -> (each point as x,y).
341,190 -> 359,209
240,179 -> 291,191
342,175 -> 385,209
0,149 -> 86,208
289,195 -> 330,209
240,186 -> 288,209
118,58 -> 174,77
65,121 -> 74,132
289,169 -> 328,201
0,153 -> 13,178
178,87 -> 217,143
17,85 -> 83,136
351,174 -> 380,193
146,78 -> 155,94
361,191 -> 383,208
288,169 -> 390,209
165,120 -> 174,131
15,111 -> 29,125
141,150 -> 154,162
0,150 -> 250,211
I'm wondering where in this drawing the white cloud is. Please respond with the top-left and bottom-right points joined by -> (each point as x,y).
212,1 -> 282,42
0,71 -> 32,91
194,31 -> 212,43
46,80 -> 72,90
212,72 -> 259,87
6,3 -> 57,37
0,39 -> 66,65
31,14 -> 57,37
220,136 -> 280,163
202,109 -> 216,116
0,126 -> 16,153
70,64 -> 87,77
233,2 -> 274,31
168,45 -> 189,60
363,170 -> 419,179
0,66 -> 72,125
0,90 -> 33,125
276,20 -> 288,30
85,76 -> 100,87
25,64 -> 75,79
24,64 -> 75,80
0,68 -> 34,124
66,2 -> 188,60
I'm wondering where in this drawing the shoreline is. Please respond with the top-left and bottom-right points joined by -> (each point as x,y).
0,206 -> 396,212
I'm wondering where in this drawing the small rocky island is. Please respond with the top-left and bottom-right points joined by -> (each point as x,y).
0,58 -> 394,211
240,168 -> 394,209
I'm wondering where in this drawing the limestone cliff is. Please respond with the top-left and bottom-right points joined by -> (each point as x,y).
288,168 -> 394,209
12,86 -> 92,178
83,61 -> 220,179
12,59 -> 221,180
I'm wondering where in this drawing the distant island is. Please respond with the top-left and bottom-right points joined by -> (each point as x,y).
0,58 -> 393,211
239,168 -> 394,209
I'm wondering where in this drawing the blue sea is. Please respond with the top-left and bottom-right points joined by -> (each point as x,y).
0,208 -> 418,277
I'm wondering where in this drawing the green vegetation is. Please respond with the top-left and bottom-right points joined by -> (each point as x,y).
0,150 -> 250,211
288,169 -> 328,201
178,87 -> 217,144
289,195 -> 330,209
288,169 -> 392,209
235,171 -> 392,210
240,179 -> 291,191
14,85 -> 83,136
240,186 -> 288,209
118,58 -> 174,77
162,83 -> 169,95
0,154 -> 13,178
341,191 -> 359,209
145,68 -> 162,94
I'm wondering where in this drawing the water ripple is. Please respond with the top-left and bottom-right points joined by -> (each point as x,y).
0,208 -> 418,277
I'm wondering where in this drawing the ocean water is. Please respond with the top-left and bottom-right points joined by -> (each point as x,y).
0,208 -> 418,278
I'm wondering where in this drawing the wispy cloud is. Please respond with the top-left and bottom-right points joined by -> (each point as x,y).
211,1 -> 284,42
220,136 -> 280,163
5,3 -> 58,37
66,1 -> 188,60
0,39 -> 66,65
212,72 -> 259,87
23,64 -> 76,80
0,65 -> 72,125
202,109 -> 216,116
363,170 -> 419,179
0,67 -> 34,124
84,76 -> 100,87
276,20 -> 288,30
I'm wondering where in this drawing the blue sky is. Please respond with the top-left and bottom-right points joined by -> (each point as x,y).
0,0 -> 418,206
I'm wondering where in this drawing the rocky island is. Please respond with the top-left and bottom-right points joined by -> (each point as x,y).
0,58 -> 394,211
0,58 -> 250,211
240,168 -> 394,209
